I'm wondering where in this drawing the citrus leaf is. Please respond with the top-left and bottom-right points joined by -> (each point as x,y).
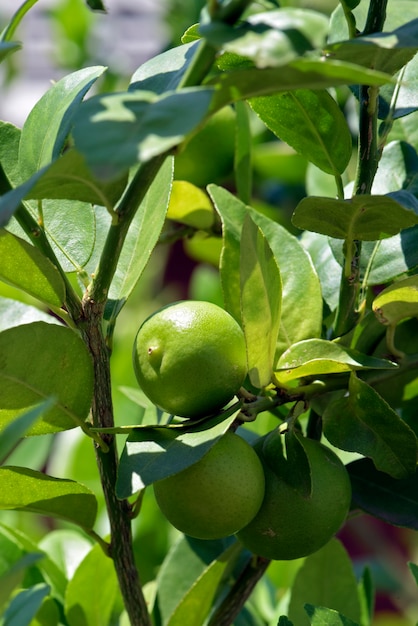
73,88 -> 214,180
0,322 -> 94,435
105,157 -> 173,320
347,458 -> 418,530
0,467 -> 97,529
0,399 -> 55,464
1,583 -> 51,626
234,100 -> 252,204
288,539 -> 362,626
372,274 -> 418,325
304,605 -> 360,626
209,185 -> 322,358
240,215 -> 282,388
250,89 -> 352,175
166,542 -> 242,626
323,374 -> 417,479
167,180 -> 214,230
116,410 -> 238,498
0,42 -> 20,62
0,0 -> 40,43
0,230 -> 65,307
0,552 -> 44,612
19,66 -> 106,180
65,544 -> 118,626
292,195 -> 418,240
409,562 -> 418,585
274,338 -> 396,383
0,296 -> 62,332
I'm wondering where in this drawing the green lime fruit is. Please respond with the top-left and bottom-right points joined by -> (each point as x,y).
133,300 -> 247,418
236,433 -> 352,560
153,431 -> 265,539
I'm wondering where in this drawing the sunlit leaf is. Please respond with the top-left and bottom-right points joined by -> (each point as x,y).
167,180 -> 215,230
0,399 -> 55,464
305,605 -> 360,626
372,274 -> 418,325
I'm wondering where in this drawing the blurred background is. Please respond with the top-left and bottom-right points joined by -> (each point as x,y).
1,1 -> 417,624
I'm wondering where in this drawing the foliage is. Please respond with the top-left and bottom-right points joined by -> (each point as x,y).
0,0 -> 418,625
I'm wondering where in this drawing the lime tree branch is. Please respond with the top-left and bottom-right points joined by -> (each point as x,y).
333,0 -> 388,338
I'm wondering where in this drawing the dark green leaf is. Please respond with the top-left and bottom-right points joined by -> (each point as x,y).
105,157 -> 173,320
288,539 -> 362,626
347,457 -> 418,530
0,230 -> 65,307
209,185 -> 322,357
130,41 -> 199,94
0,552 -> 44,611
0,399 -> 55,464
0,467 -> 97,529
73,88 -> 214,180
0,322 -> 94,435
0,42 -> 21,62
65,544 -> 118,626
304,605 -> 360,626
292,195 -> 418,240
409,562 -> 418,585
250,90 -> 352,175
240,215 -> 282,388
202,8 -> 329,68
278,618 -> 294,626
85,0 -> 106,11
2,583 -> 50,626
19,66 -> 106,180
116,410 -> 238,498
234,100 -> 252,204
275,339 -> 396,383
358,567 -> 374,626
323,374 -> 417,479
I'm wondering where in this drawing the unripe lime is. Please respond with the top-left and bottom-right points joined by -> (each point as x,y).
237,433 -> 351,560
132,301 -> 247,418
153,431 -> 265,539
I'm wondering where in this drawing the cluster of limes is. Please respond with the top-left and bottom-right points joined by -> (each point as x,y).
132,300 -> 352,560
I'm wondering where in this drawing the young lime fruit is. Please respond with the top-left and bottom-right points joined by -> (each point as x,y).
236,433 -> 352,560
132,300 -> 247,418
153,431 -> 265,539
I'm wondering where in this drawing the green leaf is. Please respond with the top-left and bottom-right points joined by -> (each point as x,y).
129,41 -> 199,94
18,66 -> 106,180
288,539 -> 362,626
379,54 -> 418,119
347,458 -> 418,530
156,535 -> 235,626
64,544 -> 118,626
299,231 -> 341,311
0,230 -> 65,307
73,88 -> 214,180
357,567 -> 374,626
166,180 -> 214,230
323,374 -> 417,479
274,338 -> 396,383
0,322 -> 94,435
209,185 -> 322,357
409,562 -> 418,585
372,274 -> 418,325
208,59 -> 392,112
250,90 -> 352,175
304,605 -> 360,626
116,410 -> 238,498
0,399 -> 55,464
0,0 -> 40,43
0,467 -> 97,529
202,8 -> 329,68
0,553 -> 44,612
1,583 -> 51,626
85,0 -> 106,10
0,296 -> 62,332
166,542 -> 242,626
278,618 -> 294,626
0,42 -> 20,62
234,100 -> 252,204
240,215 -> 282,388
105,157 -> 173,320
292,195 -> 418,240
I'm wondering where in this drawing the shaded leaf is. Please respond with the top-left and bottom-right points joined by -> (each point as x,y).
304,605 -> 359,626
19,66 -> 106,180
288,540 -> 361,626
0,552 -> 44,612
0,466 -> 97,529
409,562 -> 418,585
209,185 -> 322,357
85,0 -> 106,11
292,195 -> 418,240
347,457 -> 418,530
0,42 -> 20,62
105,157 -> 173,320
234,100 -> 252,204
372,274 -> 418,325
0,230 -> 65,307
116,410 -> 238,498
274,338 -> 396,383
0,399 -> 55,464
0,296 -> 62,332
2,583 -> 51,626
65,544 -> 118,626
0,322 -> 94,435
250,90 -> 351,175
323,374 -> 417,479
240,215 -> 282,388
